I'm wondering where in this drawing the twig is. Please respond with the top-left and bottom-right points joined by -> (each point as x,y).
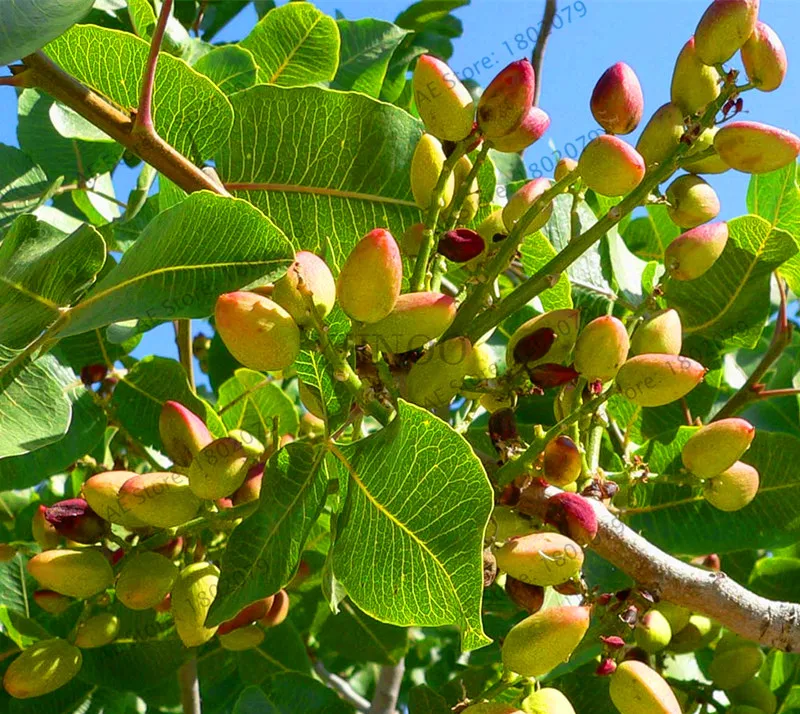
525,484 -> 800,652
22,51 -> 224,195
531,0 -> 557,107
713,276 -> 791,420
178,657 -> 201,714
133,0 -> 173,136
369,660 -> 405,714
175,319 -> 195,392
312,659 -> 370,713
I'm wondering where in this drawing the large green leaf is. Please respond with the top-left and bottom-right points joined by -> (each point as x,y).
621,204 -> 681,262
665,215 -> 797,349
53,327 -> 141,372
749,557 -> 800,602
78,639 -> 186,692
0,349 -> 72,459
206,443 -> 329,627
194,45 -> 258,95
60,191 -> 293,336
240,2 -> 340,87
216,85 -> 423,267
519,232 -> 572,311
17,89 -> 125,183
235,674 -> 355,714
217,369 -> 299,445
294,349 -> 353,431
747,162 -> 800,294
0,144 -> 49,231
332,400 -> 492,650
237,620 -> 313,684
0,0 -> 93,65
333,19 -> 410,97
111,356 -> 225,455
45,24 -> 233,160
0,362 -> 105,489
0,216 -> 105,348
627,430 -> 800,554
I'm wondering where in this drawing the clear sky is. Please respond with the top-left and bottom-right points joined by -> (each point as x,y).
2,1 -> 799,382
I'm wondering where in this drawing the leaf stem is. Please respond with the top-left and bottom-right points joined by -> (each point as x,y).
410,142 -> 468,291
133,0 -> 173,136
175,319 -> 195,392
497,388 -> 615,486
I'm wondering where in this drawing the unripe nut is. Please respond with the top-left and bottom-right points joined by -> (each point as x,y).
504,577 -> 545,614
2,638 -> 82,699
44,498 -> 107,544
631,310 -> 683,356
477,60 -> 536,139
215,292 -> 300,372
74,612 -> 120,648
501,605 -> 591,677
118,472 -> 201,528
218,596 -> 274,635
616,354 -> 706,407
578,135 -> 645,197
715,121 -> 800,175
635,610 -> 673,654
219,623 -> 265,651
636,103 -> 685,167
668,614 -> 720,653
502,178 -> 553,235
27,548 -> 114,599
116,552 -> 179,610
665,221 -> 729,280
666,175 -> 720,229
33,589 -> 73,614
159,400 -> 213,467
590,62 -> 644,135
704,461 -> 759,512
188,437 -> 250,500
694,0 -> 760,66
337,228 -> 402,324
609,660 -> 682,714
681,417 -> 755,478
494,532 -> 583,586
260,589 -> 290,627
521,688 -> 577,714
413,54 -> 475,142
82,471 -> 148,528
671,37 -> 722,115
542,437 -> 582,488
272,251 -> 336,327
742,22 -> 787,93
232,462 -> 264,506
574,315 -> 629,382
411,134 -> 455,210
171,562 -> 220,647
490,106 -> 550,153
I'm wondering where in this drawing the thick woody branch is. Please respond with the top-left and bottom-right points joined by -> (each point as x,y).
533,485 -> 800,651
21,52 -> 224,195
531,0 -> 557,106
369,660 -> 405,714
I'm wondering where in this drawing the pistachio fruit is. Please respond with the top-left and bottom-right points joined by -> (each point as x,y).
413,54 -> 475,142
681,417 -> 755,478
671,37 -> 722,115
188,437 -> 250,500
477,59 -> 536,139
635,610 -> 673,654
171,562 -> 220,647
159,400 -> 213,467
590,62 -> 644,135
506,309 -> 581,370
116,551 -> 179,610
82,471 -> 148,529
272,251 -> 336,327
494,532 -> 584,586
27,548 -> 113,599
665,221 -> 729,280
666,174 -> 721,228
636,103 -> 685,167
2,638 -> 82,699
219,623 -> 265,651
411,133 -> 455,210
715,121 -> 800,174
630,310 -> 683,356
521,688 -> 577,714
490,106 -> 550,153
609,660 -> 682,714
694,0 -> 760,65
406,337 -> 473,409
502,177 -> 554,235
73,612 -> 120,648
704,461 -> 760,511
616,354 -> 706,407
118,472 -> 201,528
578,135 -> 646,197
574,315 -> 629,382
542,436 -> 582,488
44,498 -> 106,544
741,21 -> 787,92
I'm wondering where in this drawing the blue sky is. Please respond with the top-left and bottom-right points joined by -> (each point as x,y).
2,1 -> 799,383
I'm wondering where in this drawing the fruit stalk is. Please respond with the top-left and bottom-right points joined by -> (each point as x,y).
497,389 -> 614,486
442,168 -> 580,341
410,141 -> 469,292
459,82 -> 745,344
174,318 -> 195,393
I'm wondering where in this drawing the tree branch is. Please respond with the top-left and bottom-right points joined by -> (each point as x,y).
21,51 -> 224,195
526,485 -> 800,651
133,0 -> 173,136
369,660 -> 405,714
531,0 -> 557,106
178,657 -> 201,714
313,659 -> 371,713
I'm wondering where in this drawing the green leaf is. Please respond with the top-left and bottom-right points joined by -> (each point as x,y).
621,205 -> 681,262
206,442 -> 329,627
60,192 -> 293,337
0,362 -> 106,489
747,162 -> 800,294
217,369 -> 299,444
408,684 -> 452,714
53,327 -> 141,372
749,557 -> 800,602
4,678 -> 94,714
379,37 -> 426,104
111,356 -> 225,455
605,225 -> 649,305
332,400 -> 492,651
333,19 -> 410,97
127,0 -> 157,39
0,216 -> 105,348
71,173 -> 121,226
628,431 -> 800,554
519,232 -> 572,311
194,45 -> 258,95
665,215 -> 798,349
17,89 -> 124,183
45,24 -> 233,160
236,673 -> 356,714
317,600 -> 408,665
294,350 -> 353,431
0,553 -> 33,615
49,102 -> 114,143
78,639 -> 186,692
0,144 -> 49,231
240,2 -> 340,87
216,85 -> 423,267
395,1 -> 468,60
0,350 -> 71,459
0,0 -> 93,65
237,620 -> 313,684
